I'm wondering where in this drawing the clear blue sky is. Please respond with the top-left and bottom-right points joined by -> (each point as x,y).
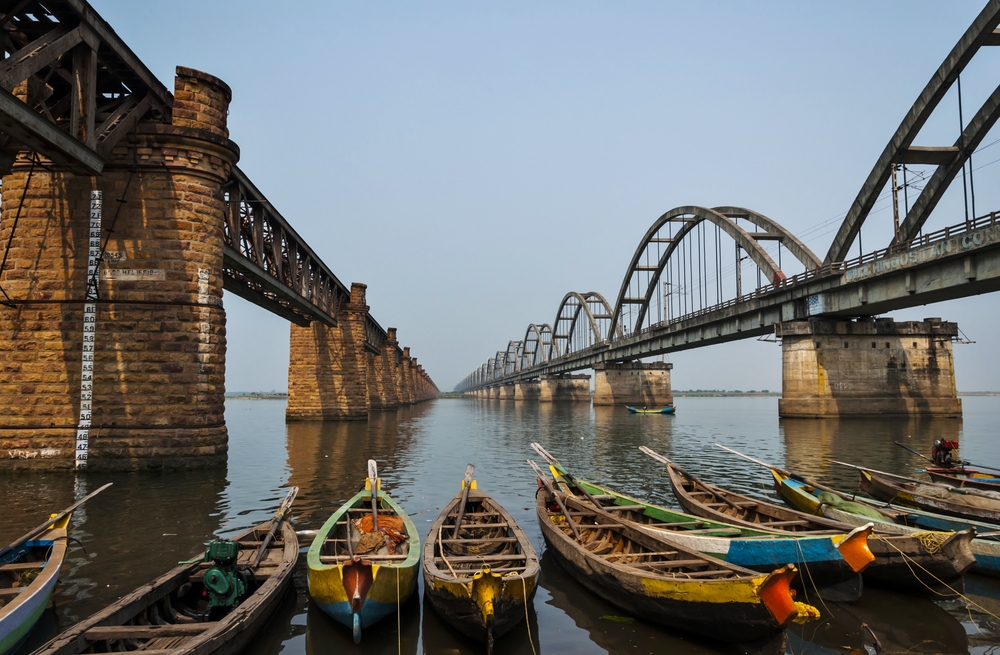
95,1 -> 1000,391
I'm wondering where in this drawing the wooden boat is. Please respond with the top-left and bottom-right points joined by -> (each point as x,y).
307,463 -> 419,644
656,454 -> 975,596
529,445 -> 873,601
0,483 -> 112,655
859,469 -> 1000,524
533,476 -> 817,643
769,469 -> 1000,578
626,406 -> 675,414
32,489 -> 298,655
0,515 -> 70,655
925,468 -> 1000,490
422,467 -> 538,651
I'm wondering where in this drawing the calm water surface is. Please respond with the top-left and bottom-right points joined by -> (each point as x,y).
5,396 -> 1000,655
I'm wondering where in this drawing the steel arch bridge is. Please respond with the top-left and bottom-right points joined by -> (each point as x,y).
457,0 -> 1000,392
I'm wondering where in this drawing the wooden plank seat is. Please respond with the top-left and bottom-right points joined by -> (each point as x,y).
434,554 -> 526,564
759,520 -> 810,527
602,550 -> 678,559
319,554 -> 408,563
0,561 -> 44,572
0,587 -> 24,597
605,505 -> 649,512
438,537 -> 517,544
85,624 -> 214,640
442,522 -> 509,529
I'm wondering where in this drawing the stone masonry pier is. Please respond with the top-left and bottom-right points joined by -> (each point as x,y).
778,317 -> 961,418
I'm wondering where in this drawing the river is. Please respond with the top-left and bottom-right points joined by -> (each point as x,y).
4,396 -> 1000,655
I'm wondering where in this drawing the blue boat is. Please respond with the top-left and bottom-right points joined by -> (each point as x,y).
626,406 -> 675,414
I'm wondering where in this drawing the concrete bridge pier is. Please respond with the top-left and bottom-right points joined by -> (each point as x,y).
398,347 -> 414,405
593,362 -> 673,407
0,67 -> 238,469
514,380 -> 541,401
287,283 -> 371,421
539,374 -> 591,402
778,317 -> 962,418
499,383 -> 517,401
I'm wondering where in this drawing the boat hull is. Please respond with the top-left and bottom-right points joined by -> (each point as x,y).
423,573 -> 535,642
558,473 -> 868,601
861,471 -> 1000,524
773,472 -> 976,594
0,516 -> 70,655
535,491 -> 796,643
626,407 -> 675,414
307,486 -> 420,640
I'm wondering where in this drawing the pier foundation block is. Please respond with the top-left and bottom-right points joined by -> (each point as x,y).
539,374 -> 591,402
593,362 -> 673,407
514,380 -> 541,401
778,318 -> 962,418
499,383 -> 516,401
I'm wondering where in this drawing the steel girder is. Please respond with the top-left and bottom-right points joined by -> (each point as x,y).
825,0 -> 1000,264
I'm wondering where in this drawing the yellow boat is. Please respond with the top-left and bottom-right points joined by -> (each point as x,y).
307,462 -> 419,644
422,468 -> 539,652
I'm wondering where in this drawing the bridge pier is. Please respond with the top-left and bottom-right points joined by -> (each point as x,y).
539,374 -> 591,402
0,67 -> 237,469
514,380 -> 541,401
499,383 -> 516,401
778,318 -> 962,418
592,362 -> 673,407
287,283 -> 371,421
367,327 -> 400,410
398,347 -> 414,405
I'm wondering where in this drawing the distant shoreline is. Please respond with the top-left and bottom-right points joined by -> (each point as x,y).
225,392 -> 288,399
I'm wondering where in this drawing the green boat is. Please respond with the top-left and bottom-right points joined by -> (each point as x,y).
626,406 -> 675,414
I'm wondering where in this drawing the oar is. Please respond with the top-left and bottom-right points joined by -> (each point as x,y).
0,483 -> 112,560
452,464 -> 475,539
527,459 -> 581,540
368,459 -> 379,532
530,443 -> 606,510
251,486 -> 298,569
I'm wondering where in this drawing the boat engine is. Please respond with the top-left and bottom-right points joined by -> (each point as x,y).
202,539 -> 250,609
932,439 -> 961,467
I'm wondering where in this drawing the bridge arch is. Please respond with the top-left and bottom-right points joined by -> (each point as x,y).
550,291 -> 621,359
610,206 -> 787,336
522,323 -> 554,368
825,1 -> 1000,263
504,341 -> 523,375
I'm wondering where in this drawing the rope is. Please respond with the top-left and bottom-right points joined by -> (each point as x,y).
874,534 -> 1000,620
912,531 -> 949,554
396,566 -> 401,655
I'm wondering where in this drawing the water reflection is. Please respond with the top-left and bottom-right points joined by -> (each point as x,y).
6,397 -> 1000,655
780,416 -> 963,493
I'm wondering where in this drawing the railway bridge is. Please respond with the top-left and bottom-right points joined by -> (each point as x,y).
457,1 -> 1000,419
0,0 -> 436,470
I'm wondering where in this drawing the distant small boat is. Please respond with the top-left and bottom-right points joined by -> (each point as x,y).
626,406 -> 675,414
0,515 -> 70,655
31,488 -> 298,655
307,461 -> 419,643
423,467 -> 539,652
532,473 -> 816,643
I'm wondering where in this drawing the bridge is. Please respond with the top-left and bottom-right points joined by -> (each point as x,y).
457,1 -> 1000,418
0,0 -> 437,470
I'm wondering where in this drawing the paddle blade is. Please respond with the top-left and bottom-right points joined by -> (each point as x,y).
639,445 -> 671,465
530,442 -> 559,466
527,459 -> 547,480
464,463 -> 475,482
367,459 -> 378,483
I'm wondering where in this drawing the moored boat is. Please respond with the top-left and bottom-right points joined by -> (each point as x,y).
925,469 -> 1000,490
531,443 -> 873,601
422,465 -> 538,652
859,469 -> 1000,524
0,515 -> 70,655
626,406 -> 675,414
31,488 -> 299,655
307,461 -> 419,643
531,463 -> 817,643
0,483 -> 112,655
770,468 -> 1000,578
647,448 -> 975,596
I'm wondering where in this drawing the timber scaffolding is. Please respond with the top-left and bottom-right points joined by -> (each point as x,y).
0,1 -> 436,470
